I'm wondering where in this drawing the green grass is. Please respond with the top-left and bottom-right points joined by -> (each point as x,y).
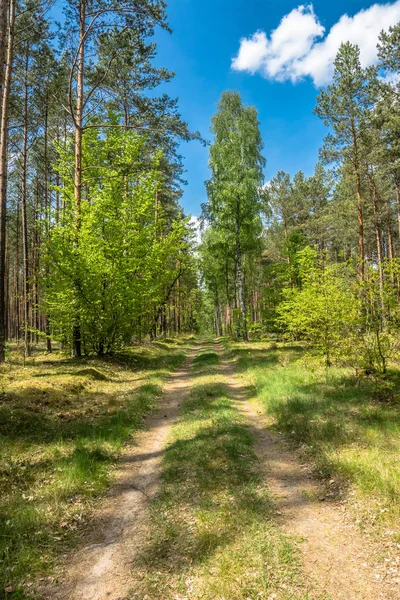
227,339 -> 400,538
0,341 -> 190,599
130,345 -> 316,600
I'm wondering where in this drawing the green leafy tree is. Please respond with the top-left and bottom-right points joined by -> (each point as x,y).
278,247 -> 360,370
45,123 -> 189,354
203,91 -> 265,341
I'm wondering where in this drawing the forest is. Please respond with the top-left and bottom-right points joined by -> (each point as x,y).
1,0 -> 400,599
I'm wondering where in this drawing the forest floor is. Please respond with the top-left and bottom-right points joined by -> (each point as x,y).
0,339 -> 193,599
2,339 -> 400,599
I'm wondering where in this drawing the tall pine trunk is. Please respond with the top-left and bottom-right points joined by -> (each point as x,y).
21,44 -> 31,356
395,178 -> 400,243
72,0 -> 86,358
0,0 -> 7,102
0,0 -> 15,362
369,175 -> 384,323
351,119 -> 364,279
43,106 -> 52,352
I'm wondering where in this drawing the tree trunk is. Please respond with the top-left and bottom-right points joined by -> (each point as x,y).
0,0 -> 15,362
395,178 -> 400,244
72,0 -> 86,358
356,171 -> 364,279
225,259 -> 232,334
370,175 -> 384,323
21,44 -> 31,356
13,197 -> 19,340
351,117 -> 364,279
43,106 -> 52,352
387,202 -> 395,260
0,0 -> 7,103
236,201 -> 248,342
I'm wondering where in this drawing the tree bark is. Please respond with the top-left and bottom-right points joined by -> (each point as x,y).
21,43 -> 31,356
369,175 -> 384,322
0,0 -> 7,103
72,0 -> 86,358
395,178 -> 400,243
236,199 -> 248,342
43,106 -> 52,352
351,116 -> 364,279
0,0 -> 15,362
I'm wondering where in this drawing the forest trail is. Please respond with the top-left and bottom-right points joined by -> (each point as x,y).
41,341 -> 400,600
41,345 -> 199,600
215,342 -> 400,600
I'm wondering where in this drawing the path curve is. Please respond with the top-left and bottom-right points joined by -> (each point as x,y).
216,342 -> 400,600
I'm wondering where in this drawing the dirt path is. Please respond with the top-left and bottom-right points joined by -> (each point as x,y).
41,346 -> 198,600
40,341 -> 400,600
216,342 -> 400,600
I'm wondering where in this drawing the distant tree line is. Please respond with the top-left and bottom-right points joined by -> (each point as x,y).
201,32 -> 400,374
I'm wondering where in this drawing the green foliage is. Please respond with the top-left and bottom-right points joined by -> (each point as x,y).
315,42 -> 378,169
202,91 -> 266,341
205,91 -> 265,245
357,261 -> 400,374
45,123 -> 191,354
278,247 -> 400,374
278,248 -> 360,368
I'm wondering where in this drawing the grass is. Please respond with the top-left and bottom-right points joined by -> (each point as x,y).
130,345 -> 318,600
226,339 -> 400,540
0,340 -> 190,599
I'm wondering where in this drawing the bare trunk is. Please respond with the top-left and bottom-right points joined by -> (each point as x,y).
33,178 -> 40,344
225,259 -> 232,335
387,202 -> 395,260
351,116 -> 364,279
176,277 -> 181,334
395,179 -> 400,243
0,0 -> 15,362
236,200 -> 248,342
0,0 -> 7,102
14,197 -> 19,339
72,0 -> 86,358
43,106 -> 52,352
21,44 -> 31,356
370,176 -> 384,322
356,172 -> 364,279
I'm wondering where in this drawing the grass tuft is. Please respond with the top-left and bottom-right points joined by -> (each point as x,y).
74,368 -> 109,381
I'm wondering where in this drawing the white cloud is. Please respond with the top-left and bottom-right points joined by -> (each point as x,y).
232,1 -> 400,85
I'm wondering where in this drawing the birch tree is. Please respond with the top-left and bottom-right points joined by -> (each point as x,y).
203,91 -> 265,341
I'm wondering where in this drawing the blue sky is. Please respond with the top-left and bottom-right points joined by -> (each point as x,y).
151,0 -> 400,216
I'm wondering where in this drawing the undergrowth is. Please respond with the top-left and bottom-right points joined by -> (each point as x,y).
226,339 -> 400,540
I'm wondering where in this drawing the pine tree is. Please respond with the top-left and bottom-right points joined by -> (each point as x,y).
315,42 -> 378,278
